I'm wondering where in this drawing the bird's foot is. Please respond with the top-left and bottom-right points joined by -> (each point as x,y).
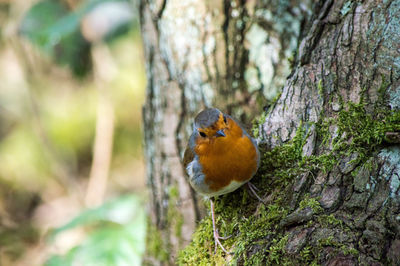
210,199 -> 232,254
247,182 -> 265,203
213,229 -> 232,254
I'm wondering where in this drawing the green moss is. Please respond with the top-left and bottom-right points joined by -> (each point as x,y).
376,74 -> 391,106
299,246 -> 315,265
178,92 -> 400,264
342,246 -> 359,256
317,236 -> 359,257
313,79 -> 400,168
296,205 -> 355,263
146,185 -> 184,262
317,214 -> 343,228
266,234 -> 290,264
296,233 -> 358,265
259,121 -> 307,187
317,235 -> 336,247
145,219 -> 169,262
177,216 -> 226,265
252,111 -> 267,138
299,196 -> 323,214
178,125 -> 309,265
317,79 -> 323,95
167,186 -> 184,241
308,102 -> 400,174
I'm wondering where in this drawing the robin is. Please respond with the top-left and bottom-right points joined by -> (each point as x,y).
183,108 -> 260,253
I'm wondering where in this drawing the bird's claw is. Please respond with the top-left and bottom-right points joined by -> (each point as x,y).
247,182 -> 265,203
210,199 -> 233,254
213,230 -> 232,254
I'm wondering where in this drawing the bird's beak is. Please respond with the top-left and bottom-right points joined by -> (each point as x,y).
216,129 -> 226,137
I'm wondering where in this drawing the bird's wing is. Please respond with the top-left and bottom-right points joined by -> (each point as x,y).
183,145 -> 195,169
227,114 -> 257,142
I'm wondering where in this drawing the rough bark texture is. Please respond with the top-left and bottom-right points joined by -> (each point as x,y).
140,0 -> 310,264
261,0 -> 400,264
141,0 -> 400,265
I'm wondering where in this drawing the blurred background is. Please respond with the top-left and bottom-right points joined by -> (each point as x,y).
0,0 -> 147,265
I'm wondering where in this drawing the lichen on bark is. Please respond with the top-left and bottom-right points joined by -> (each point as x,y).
140,0 -> 310,263
141,0 -> 400,264
257,0 -> 400,264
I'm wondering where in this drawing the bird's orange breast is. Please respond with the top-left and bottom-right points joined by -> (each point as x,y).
194,118 -> 258,192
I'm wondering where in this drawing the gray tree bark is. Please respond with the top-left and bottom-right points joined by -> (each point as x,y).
259,0 -> 400,264
141,0 -> 400,265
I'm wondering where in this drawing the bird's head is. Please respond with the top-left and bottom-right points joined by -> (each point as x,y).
193,108 -> 229,141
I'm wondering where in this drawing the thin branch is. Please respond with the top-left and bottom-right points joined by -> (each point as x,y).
85,44 -> 116,207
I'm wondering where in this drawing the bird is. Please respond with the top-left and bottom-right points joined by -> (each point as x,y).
183,108 -> 260,253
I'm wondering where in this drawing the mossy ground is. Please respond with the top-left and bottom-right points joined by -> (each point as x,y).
145,185 -> 184,264
177,124 -> 309,265
177,98 -> 400,265
145,219 -> 169,263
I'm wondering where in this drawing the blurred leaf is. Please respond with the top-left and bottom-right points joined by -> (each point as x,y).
80,0 -> 135,43
46,195 -> 146,266
47,223 -> 144,266
52,195 -> 142,235
0,126 -> 51,188
20,0 -> 91,76
19,0 -> 136,76
42,89 -> 96,164
19,0 -> 67,47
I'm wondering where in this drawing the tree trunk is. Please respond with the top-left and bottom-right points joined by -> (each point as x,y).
141,0 -> 400,265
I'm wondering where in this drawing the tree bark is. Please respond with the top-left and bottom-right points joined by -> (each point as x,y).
141,0 -> 400,265
258,0 -> 400,264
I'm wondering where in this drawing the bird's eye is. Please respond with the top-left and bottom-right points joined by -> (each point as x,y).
223,115 -> 227,124
199,131 -> 207,137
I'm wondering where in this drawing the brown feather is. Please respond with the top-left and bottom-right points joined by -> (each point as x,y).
183,145 -> 195,169
194,117 -> 258,191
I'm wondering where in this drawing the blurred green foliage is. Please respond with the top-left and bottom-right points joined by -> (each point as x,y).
20,0 -> 91,76
0,125 -> 52,189
46,195 -> 146,266
20,0 -> 136,76
42,88 -> 97,168
0,0 -> 146,265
